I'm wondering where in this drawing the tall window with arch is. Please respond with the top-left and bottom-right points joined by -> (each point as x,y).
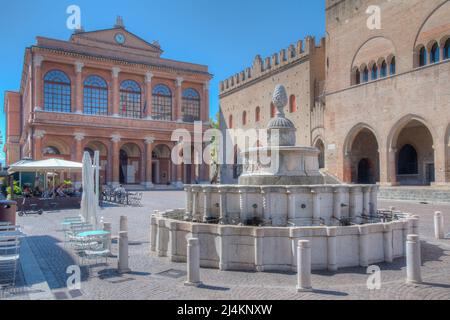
242,111 -> 247,125
380,60 -> 387,78
363,67 -> 369,83
390,57 -> 396,75
430,42 -> 440,64
255,106 -> 261,122
371,64 -> 378,80
120,80 -> 142,118
43,146 -> 61,156
355,68 -> 361,85
181,88 -> 201,122
270,102 -> 276,118
445,39 -> 450,60
152,84 -> 172,121
229,114 -> 233,129
289,95 -> 297,113
44,70 -> 71,113
398,144 -> 418,175
419,47 -> 427,67
83,75 -> 108,115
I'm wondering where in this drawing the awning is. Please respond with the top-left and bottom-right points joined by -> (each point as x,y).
7,158 -> 83,174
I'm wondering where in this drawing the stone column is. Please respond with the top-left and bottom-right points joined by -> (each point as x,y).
111,134 -> 121,187
184,238 -> 202,287
120,215 -> 128,232
359,225 -> 369,267
203,188 -> 212,222
144,137 -> 154,189
177,163 -> 184,187
150,214 -> 158,252
387,148 -> 398,186
111,67 -> 121,117
202,81 -> 210,123
33,55 -> 44,111
327,227 -> 338,271
74,133 -> 85,162
362,186 -> 371,217
239,188 -> 248,223
185,186 -> 193,218
311,188 -> 320,222
145,72 -> 153,119
333,187 -> 342,221
440,45 -> 445,63
349,187 -> 358,221
287,189 -> 296,221
118,231 -> 131,274
191,186 -> 200,220
74,61 -> 84,114
33,130 -> 45,161
219,188 -> 228,224
296,240 -> 313,292
383,223 -> 394,263
406,234 -> 422,284
434,211 -> 445,240
262,187 -> 273,222
103,222 -> 112,256
370,186 -> 378,216
174,77 -> 183,122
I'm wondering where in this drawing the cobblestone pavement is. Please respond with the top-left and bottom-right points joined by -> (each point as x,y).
3,192 -> 450,300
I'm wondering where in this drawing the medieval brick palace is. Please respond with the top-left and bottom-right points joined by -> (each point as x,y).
4,18 -> 211,188
220,0 -> 450,187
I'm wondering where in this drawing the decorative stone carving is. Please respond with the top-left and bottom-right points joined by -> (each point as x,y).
176,77 -> 183,87
145,72 -> 154,83
75,61 -> 84,73
74,132 -> 85,142
145,136 -> 155,144
272,84 -> 288,116
33,55 -> 44,67
112,67 -> 121,78
33,130 -> 46,139
111,134 -> 121,143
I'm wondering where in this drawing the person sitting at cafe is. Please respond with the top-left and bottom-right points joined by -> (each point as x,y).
56,184 -> 68,198
22,186 -> 32,198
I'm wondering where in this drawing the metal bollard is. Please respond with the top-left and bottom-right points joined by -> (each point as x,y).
120,215 -> 128,232
103,222 -> 112,256
118,231 -> 131,274
184,238 -> 202,287
406,234 -> 422,285
434,212 -> 445,240
296,240 -> 313,292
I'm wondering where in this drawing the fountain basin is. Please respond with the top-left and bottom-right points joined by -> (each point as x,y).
150,211 -> 416,272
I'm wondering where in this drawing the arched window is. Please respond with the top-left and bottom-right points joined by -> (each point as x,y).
83,75 -> 108,115
229,115 -> 233,129
120,80 -> 141,118
289,95 -> 297,113
371,64 -> 378,80
270,102 -> 276,118
43,146 -> 60,155
445,39 -> 450,60
255,107 -> 261,122
390,57 -> 396,75
380,61 -> 387,78
242,111 -> 247,125
355,69 -> 361,85
419,47 -> 427,66
398,144 -> 418,175
430,42 -> 440,63
182,88 -> 201,122
363,67 -> 369,83
152,84 -> 172,121
44,70 -> 71,113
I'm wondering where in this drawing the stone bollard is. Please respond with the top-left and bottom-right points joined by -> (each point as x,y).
118,231 -> 131,274
120,215 -> 128,232
296,240 -> 313,292
406,234 -> 422,285
434,212 -> 445,240
184,238 -> 202,287
103,222 -> 112,256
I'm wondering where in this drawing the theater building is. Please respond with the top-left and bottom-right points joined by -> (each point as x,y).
4,18 -> 212,188
220,0 -> 450,187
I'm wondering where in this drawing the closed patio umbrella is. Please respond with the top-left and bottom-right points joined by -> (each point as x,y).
81,152 -> 98,227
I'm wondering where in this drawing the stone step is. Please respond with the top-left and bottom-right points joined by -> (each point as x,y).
379,187 -> 450,203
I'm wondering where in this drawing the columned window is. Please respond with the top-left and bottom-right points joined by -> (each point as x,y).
380,61 -> 387,78
371,65 -> 378,80
120,80 -> 142,118
289,95 -> 297,113
430,42 -> 440,63
152,84 -> 172,121
242,111 -> 247,125
181,88 -> 201,122
44,70 -> 71,113
255,107 -> 261,122
363,67 -> 369,83
83,75 -> 108,115
270,102 -> 276,118
390,57 -> 396,75
355,69 -> 361,85
419,47 -> 427,66
445,39 -> 450,60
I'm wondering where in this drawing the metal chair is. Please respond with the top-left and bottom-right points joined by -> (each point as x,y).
77,234 -> 110,266
0,235 -> 21,287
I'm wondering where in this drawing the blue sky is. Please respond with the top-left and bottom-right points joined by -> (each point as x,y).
0,0 -> 325,164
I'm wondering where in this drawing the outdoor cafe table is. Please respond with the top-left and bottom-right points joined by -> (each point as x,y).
77,230 -> 110,238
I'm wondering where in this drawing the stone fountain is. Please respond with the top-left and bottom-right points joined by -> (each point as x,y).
150,85 -> 414,272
